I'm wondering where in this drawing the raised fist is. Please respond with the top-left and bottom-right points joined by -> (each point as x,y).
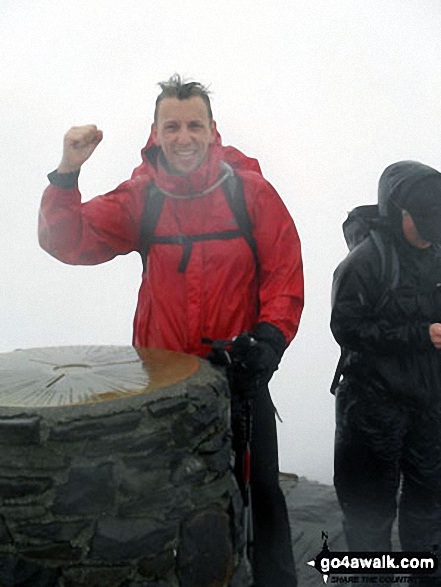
58,125 -> 103,173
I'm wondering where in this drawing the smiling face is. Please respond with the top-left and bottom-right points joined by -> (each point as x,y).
152,96 -> 215,175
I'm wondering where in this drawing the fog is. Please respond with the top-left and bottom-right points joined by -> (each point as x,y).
2,0 -> 441,483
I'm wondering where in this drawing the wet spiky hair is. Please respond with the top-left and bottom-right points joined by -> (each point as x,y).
154,74 -> 213,122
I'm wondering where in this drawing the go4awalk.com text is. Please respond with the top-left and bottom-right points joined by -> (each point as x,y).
307,541 -> 439,584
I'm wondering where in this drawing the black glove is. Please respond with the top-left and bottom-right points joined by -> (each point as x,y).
245,322 -> 286,387
230,323 -> 286,398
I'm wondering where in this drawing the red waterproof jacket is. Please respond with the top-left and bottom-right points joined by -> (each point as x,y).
39,130 -> 304,357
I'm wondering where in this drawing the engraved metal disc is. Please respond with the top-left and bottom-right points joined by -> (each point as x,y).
0,346 -> 200,407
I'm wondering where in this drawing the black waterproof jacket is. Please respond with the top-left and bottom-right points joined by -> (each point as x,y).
331,162 -> 441,405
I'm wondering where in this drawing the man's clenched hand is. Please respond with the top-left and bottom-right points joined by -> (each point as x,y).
57,125 -> 103,173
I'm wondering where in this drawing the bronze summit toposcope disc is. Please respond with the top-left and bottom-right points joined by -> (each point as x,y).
0,346 -> 200,407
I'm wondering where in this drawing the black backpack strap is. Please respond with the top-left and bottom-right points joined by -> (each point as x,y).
139,164 -> 259,274
330,349 -> 348,395
139,183 -> 165,273
221,163 -> 260,271
370,229 -> 400,313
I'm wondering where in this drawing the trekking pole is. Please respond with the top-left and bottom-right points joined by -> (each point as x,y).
206,334 -> 256,565
241,394 -> 254,565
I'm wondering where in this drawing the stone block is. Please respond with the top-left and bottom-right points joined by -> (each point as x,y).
0,516 -> 12,544
52,463 -> 115,515
0,416 -> 40,445
137,548 -> 176,579
84,428 -> 170,459
62,565 -> 130,587
118,484 -> 191,518
0,554 -> 60,587
17,519 -> 89,542
148,397 -> 189,417
0,504 -> 47,521
90,516 -> 177,562
0,446 -> 68,471
121,443 -> 183,472
49,411 -> 142,442
18,542 -> 82,562
0,476 -> 52,500
204,444 -> 233,474
177,508 -> 234,587
170,455 -> 207,486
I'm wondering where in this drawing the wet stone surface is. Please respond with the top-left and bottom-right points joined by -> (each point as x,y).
0,346 -> 248,586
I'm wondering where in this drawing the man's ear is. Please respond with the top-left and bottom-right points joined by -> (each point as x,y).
209,120 -> 217,143
151,123 -> 159,145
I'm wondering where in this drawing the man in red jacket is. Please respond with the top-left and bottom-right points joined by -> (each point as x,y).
39,75 -> 304,586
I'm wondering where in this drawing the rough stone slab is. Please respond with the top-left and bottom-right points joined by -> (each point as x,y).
0,554 -> 60,587
177,508 -> 233,587
148,397 -> 189,417
84,428 -> 171,459
119,468 -> 171,497
138,549 -> 176,579
0,516 -> 12,544
198,430 -> 230,454
52,463 -> 115,515
0,476 -> 52,500
0,504 -> 47,521
17,519 -> 90,542
189,473 -> 235,511
187,383 -> 224,403
62,565 -> 130,587
90,517 -> 177,562
203,444 -> 233,474
18,542 -> 82,562
124,581 -> 177,587
120,438 -> 187,472
171,408 -> 222,449
0,446 -> 69,471
49,411 -> 142,442
118,484 -> 191,518
0,416 -> 41,445
170,455 -> 208,486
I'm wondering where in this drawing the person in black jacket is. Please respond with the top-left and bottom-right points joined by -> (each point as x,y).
331,161 -> 441,582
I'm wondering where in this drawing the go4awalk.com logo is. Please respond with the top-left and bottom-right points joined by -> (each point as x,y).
307,533 -> 439,584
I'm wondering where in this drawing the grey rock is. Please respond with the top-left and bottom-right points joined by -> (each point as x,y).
18,542 -> 82,562
0,554 -> 60,586
0,475 -> 52,500
170,455 -> 207,486
0,415 -> 41,445
148,397 -> 189,417
85,429 -> 171,459
52,463 -> 115,515
49,411 -> 142,442
137,548 -> 176,578
17,519 -> 90,542
90,516 -> 177,562
62,565 -> 130,587
177,507 -> 233,587
0,516 -> 12,544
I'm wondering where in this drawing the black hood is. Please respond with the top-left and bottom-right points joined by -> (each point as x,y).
378,160 -> 441,243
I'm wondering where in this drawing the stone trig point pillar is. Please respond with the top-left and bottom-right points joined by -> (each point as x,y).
0,346 -> 249,587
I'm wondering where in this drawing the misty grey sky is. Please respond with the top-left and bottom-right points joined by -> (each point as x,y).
1,0 -> 441,483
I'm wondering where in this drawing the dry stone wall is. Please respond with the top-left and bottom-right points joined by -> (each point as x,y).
0,347 -> 249,587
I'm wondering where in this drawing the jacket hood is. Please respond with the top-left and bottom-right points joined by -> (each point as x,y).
131,127 -> 262,192
378,160 -> 441,243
